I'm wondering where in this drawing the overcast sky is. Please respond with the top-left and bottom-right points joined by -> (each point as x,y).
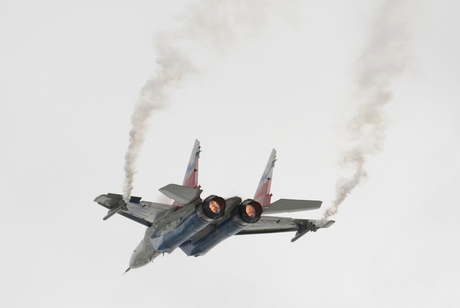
1,0 -> 459,307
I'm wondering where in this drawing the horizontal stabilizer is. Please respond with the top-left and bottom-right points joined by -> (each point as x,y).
159,184 -> 202,205
263,199 -> 322,214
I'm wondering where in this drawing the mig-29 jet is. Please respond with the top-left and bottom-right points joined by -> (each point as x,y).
94,140 -> 334,271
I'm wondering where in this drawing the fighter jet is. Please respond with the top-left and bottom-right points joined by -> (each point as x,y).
94,140 -> 334,271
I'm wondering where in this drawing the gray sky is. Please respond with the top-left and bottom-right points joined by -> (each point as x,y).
1,0 -> 459,307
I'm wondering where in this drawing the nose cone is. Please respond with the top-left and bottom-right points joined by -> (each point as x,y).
129,240 -> 160,269
129,254 -> 150,269
129,241 -> 151,269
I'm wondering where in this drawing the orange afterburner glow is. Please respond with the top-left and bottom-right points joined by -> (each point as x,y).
209,200 -> 221,214
245,205 -> 256,218
236,200 -> 262,224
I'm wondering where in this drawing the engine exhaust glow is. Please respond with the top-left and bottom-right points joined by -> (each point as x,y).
209,200 -> 221,214
233,199 -> 262,225
245,204 -> 256,218
199,195 -> 226,220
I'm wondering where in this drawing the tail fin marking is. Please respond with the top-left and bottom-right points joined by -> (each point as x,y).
182,139 -> 201,189
172,139 -> 200,208
254,149 -> 276,207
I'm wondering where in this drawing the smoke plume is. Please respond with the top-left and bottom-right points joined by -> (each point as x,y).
122,1 -> 291,203
317,0 -> 419,225
122,35 -> 195,203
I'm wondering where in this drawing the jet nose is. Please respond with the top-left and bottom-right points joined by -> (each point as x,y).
129,240 -> 161,269
129,258 -> 149,269
129,251 -> 150,269
129,240 -> 154,269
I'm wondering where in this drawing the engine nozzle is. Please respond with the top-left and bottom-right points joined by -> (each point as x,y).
197,195 -> 226,221
233,199 -> 262,225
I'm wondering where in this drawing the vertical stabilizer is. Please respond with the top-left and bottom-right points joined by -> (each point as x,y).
182,139 -> 200,188
173,140 -> 200,207
254,149 -> 276,207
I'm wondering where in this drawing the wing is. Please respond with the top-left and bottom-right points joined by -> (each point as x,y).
94,193 -> 175,227
237,216 -> 335,242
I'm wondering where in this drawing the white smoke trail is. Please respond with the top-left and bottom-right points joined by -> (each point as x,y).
317,0 -> 420,225
122,0 -> 294,203
122,34 -> 195,203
